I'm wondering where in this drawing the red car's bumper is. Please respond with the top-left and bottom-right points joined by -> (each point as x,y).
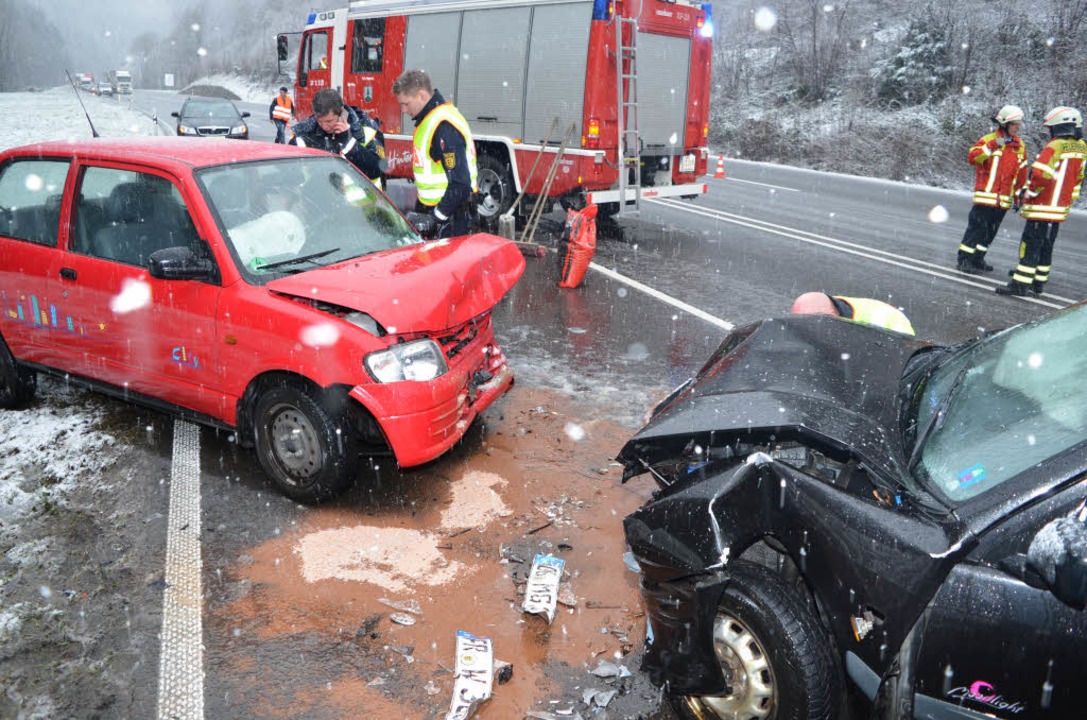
349,332 -> 514,468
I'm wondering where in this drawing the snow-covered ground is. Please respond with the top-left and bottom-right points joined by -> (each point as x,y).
180,73 -> 282,105
0,86 -> 158,153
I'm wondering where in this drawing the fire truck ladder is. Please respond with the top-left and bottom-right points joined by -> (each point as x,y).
616,14 -> 641,214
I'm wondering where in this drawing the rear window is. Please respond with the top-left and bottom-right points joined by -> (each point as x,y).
0,158 -> 70,247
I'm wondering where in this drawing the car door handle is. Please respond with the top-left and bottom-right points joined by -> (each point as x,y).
59,267 -> 77,280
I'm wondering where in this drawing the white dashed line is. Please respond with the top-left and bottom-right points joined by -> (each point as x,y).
588,261 -> 736,331
157,419 -> 204,720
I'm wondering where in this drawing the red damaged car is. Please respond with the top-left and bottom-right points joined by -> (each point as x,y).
0,138 -> 524,502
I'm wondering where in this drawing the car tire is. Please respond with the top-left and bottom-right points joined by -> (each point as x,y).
476,154 -> 515,230
252,384 -> 357,504
0,334 -> 36,408
669,560 -> 842,720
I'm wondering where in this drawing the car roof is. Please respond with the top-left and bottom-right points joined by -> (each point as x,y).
2,137 -> 327,170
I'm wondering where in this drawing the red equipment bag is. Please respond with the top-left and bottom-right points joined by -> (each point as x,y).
557,203 -> 598,289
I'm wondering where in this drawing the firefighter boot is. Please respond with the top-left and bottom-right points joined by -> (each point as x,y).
995,281 -> 1031,297
972,252 -> 994,272
1033,280 -> 1045,297
956,251 -> 980,275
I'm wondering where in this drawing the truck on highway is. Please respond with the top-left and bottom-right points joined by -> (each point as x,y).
112,70 -> 133,94
278,0 -> 713,222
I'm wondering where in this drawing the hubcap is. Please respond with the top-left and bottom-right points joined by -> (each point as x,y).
268,404 -> 322,484
476,168 -> 505,218
686,612 -> 775,719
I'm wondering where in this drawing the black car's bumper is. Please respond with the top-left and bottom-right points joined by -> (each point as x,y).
637,568 -> 731,695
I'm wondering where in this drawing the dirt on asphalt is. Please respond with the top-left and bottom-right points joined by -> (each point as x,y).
205,384 -> 670,719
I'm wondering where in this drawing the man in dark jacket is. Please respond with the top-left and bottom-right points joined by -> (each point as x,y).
290,88 -> 386,188
392,69 -> 478,237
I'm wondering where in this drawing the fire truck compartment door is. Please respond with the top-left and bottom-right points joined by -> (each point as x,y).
524,2 -> 592,145
636,32 -> 691,150
403,13 -> 461,133
456,7 -> 530,139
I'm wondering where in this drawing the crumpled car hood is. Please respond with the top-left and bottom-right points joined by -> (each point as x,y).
266,233 -> 525,334
620,314 -> 931,481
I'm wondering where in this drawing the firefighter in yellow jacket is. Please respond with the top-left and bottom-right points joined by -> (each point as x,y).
996,106 -> 1087,297
956,105 -> 1028,274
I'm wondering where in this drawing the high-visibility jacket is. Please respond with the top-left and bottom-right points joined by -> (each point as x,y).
967,131 -> 1027,209
1020,136 -> 1087,222
412,103 -> 478,207
832,296 -> 915,336
271,95 -> 293,122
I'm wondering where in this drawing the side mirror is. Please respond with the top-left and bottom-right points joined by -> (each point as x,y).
170,111 -> 180,118
276,34 -> 289,62
241,111 -> 251,118
1028,511 -> 1087,610
149,246 -> 216,282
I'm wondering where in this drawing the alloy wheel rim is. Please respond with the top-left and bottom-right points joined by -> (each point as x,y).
476,168 -> 504,217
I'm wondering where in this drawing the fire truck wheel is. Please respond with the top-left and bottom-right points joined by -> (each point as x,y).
476,155 -> 514,227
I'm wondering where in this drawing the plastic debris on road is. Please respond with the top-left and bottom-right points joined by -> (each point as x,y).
444,630 -> 494,720
521,553 -> 565,624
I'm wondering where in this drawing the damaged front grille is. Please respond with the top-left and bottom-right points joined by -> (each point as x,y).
437,314 -> 487,362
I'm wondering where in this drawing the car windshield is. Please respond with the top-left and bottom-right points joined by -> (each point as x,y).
198,156 -> 422,282
911,304 -> 1087,503
183,100 -> 238,119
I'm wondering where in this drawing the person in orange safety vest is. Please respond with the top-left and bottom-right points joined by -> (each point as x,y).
956,105 -> 1028,275
269,86 -> 294,144
996,106 -> 1087,297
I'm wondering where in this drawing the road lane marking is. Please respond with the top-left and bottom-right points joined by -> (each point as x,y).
587,261 -> 735,331
649,197 -> 1067,310
715,176 -> 800,192
157,420 -> 204,720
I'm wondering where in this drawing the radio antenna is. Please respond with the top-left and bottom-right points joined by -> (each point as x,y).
64,69 -> 100,138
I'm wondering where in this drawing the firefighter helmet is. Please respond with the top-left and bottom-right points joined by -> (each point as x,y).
994,105 -> 1024,125
1043,106 -> 1083,128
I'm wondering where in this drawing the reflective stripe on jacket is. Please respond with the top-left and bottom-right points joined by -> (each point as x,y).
1020,137 -> 1087,222
412,103 -> 478,206
272,96 -> 293,122
967,131 -> 1027,209
833,296 -> 915,336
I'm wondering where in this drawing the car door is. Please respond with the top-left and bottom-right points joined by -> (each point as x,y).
63,162 -> 226,419
911,480 -> 1087,719
0,157 -> 76,368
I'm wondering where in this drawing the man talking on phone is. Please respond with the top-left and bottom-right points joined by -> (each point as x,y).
290,88 -> 386,188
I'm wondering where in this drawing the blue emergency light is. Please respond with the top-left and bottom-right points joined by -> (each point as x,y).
592,0 -> 612,21
307,12 -> 317,25
700,3 -> 714,37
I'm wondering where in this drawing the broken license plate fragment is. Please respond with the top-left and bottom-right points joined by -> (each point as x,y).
522,553 -> 565,624
444,630 -> 494,720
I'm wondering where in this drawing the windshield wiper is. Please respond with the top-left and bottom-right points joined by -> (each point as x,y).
255,247 -> 340,271
907,360 -> 972,473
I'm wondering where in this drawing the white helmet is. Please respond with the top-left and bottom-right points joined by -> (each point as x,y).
1043,106 -> 1083,128
994,105 -> 1024,125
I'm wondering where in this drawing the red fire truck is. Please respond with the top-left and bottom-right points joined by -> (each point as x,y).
278,0 -> 712,222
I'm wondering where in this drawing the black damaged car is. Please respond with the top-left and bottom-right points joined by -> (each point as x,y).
619,304 -> 1087,720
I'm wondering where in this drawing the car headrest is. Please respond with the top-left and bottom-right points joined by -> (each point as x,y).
107,183 -> 154,223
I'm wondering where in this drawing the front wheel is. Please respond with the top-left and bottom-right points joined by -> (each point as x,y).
0,334 -> 35,408
670,560 -> 842,720
476,154 -> 515,228
252,385 -> 357,504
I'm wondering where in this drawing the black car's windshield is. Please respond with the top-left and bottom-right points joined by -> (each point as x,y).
911,305 -> 1087,502
198,156 -> 422,283
183,100 -> 239,119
